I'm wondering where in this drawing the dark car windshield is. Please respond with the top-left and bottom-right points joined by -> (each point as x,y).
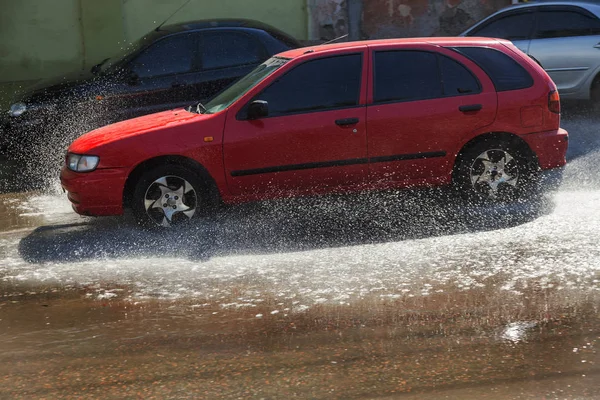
203,57 -> 289,114
95,33 -> 163,75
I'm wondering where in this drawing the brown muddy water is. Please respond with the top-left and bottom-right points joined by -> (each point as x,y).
0,287 -> 599,399
1,111 -> 600,398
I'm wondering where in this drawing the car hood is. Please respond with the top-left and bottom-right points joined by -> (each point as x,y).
19,71 -> 115,104
69,109 -> 203,153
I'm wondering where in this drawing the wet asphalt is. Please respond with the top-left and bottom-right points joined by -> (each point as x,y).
0,106 -> 599,399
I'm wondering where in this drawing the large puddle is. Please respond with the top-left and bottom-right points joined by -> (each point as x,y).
1,111 -> 600,398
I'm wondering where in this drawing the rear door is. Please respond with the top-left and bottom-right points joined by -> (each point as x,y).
528,6 -> 600,95
366,44 -> 497,184
465,9 -> 535,55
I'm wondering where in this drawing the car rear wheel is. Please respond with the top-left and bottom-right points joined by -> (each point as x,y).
454,140 -> 536,203
131,165 -> 204,228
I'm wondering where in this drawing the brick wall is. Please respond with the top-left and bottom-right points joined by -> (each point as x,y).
310,0 -> 511,41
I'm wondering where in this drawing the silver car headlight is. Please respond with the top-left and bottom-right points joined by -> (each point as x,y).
8,102 -> 27,117
67,153 -> 100,172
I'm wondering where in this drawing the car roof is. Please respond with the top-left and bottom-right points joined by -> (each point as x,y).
277,37 -> 505,59
155,19 -> 299,43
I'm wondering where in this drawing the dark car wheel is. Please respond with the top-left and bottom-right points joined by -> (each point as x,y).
453,140 -> 537,203
131,165 -> 204,228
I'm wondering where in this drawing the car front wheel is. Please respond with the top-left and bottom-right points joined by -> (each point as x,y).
131,165 -> 204,228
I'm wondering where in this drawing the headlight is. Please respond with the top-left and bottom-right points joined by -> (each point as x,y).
8,102 -> 27,117
66,153 -> 100,172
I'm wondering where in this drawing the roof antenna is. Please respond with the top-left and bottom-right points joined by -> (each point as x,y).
322,33 -> 349,45
155,0 -> 194,31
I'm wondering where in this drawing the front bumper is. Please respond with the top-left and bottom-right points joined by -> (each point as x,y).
60,165 -> 127,216
0,114 -> 49,157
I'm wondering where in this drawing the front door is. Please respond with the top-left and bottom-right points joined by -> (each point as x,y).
223,52 -> 368,197
112,33 -> 201,120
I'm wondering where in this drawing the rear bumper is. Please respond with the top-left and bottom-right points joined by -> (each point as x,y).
521,127 -> 569,170
60,165 -> 127,216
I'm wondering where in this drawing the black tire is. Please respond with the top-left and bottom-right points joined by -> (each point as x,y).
130,164 -> 206,228
453,139 -> 538,203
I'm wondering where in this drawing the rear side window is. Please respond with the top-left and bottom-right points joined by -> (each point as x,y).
439,56 -> 480,96
374,51 -> 441,103
201,32 -> 265,70
254,54 -> 362,116
535,10 -> 600,39
452,47 -> 533,92
469,12 -> 534,40
373,51 -> 480,104
130,34 -> 196,78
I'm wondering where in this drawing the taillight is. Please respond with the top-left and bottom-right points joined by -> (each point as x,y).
548,90 -> 560,114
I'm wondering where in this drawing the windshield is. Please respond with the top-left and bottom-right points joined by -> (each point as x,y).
203,57 -> 289,114
95,33 -> 162,75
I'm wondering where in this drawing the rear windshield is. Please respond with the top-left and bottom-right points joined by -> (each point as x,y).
450,47 -> 534,92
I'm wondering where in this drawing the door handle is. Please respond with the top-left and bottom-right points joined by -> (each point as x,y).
459,104 -> 482,112
335,118 -> 359,126
594,42 -> 600,49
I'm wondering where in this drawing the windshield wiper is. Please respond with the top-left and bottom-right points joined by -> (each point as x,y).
196,102 -> 206,114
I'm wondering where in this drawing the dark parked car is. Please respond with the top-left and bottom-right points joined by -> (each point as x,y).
0,20 -> 299,162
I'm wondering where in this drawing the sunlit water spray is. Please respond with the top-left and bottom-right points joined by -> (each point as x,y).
1,110 -> 599,325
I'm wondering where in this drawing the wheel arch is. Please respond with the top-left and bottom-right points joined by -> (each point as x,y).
122,155 -> 221,210
591,69 -> 600,102
452,132 -> 539,182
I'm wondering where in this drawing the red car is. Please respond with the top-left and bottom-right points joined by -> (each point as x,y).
61,38 -> 568,228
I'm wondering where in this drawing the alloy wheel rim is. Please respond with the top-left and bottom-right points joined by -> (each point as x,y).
143,176 -> 197,227
469,149 -> 519,199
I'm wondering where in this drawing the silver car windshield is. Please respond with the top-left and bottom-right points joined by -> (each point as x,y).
203,57 -> 289,114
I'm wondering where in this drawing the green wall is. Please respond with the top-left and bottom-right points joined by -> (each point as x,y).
0,0 -> 307,109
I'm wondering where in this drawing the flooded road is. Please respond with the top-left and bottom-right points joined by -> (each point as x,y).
1,110 -> 600,398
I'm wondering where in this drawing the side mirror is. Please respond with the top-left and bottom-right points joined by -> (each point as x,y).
124,69 -> 140,85
247,100 -> 268,120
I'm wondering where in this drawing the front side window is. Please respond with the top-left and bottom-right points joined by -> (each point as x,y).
201,32 -> 265,70
470,12 -> 534,40
129,34 -> 196,78
250,54 -> 362,117
535,10 -> 600,39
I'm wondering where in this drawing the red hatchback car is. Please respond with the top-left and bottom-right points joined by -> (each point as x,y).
61,38 -> 568,227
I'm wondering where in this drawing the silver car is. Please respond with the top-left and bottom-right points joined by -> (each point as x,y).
461,1 -> 600,103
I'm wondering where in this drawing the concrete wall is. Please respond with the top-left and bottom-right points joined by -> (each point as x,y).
0,0 -> 307,109
123,0 -> 307,46
0,0 -> 511,109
